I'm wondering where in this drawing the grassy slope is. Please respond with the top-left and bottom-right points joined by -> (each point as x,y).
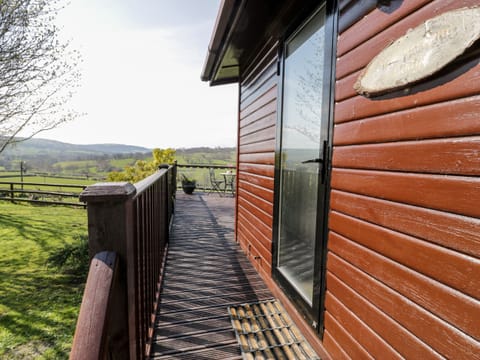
0,203 -> 88,359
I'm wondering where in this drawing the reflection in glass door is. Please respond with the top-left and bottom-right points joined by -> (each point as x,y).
276,6 -> 327,307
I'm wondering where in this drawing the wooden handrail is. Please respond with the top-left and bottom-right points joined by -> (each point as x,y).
74,164 -> 177,359
176,163 -> 235,169
70,252 -> 118,360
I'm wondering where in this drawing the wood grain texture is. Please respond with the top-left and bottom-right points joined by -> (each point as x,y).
241,42 -> 278,97
240,113 -> 277,137
338,0 -> 377,34
151,193 -> 273,360
335,70 -> 360,101
324,311 -> 373,359
326,273 -> 442,359
333,96 -> 480,145
241,65 -> 277,111
237,187 -> 273,215
333,136 -> 480,175
328,232 -> 480,339
238,231 -> 272,275
329,210 -> 480,299
325,292 -> 402,359
239,139 -> 276,154
238,171 -> 275,190
239,152 -> 275,166
238,205 -> 272,243
328,1 -> 480,357
331,168 -> 480,218
337,0 -> 433,56
237,37 -> 277,293
240,86 -> 278,120
237,215 -> 272,254
323,330 -> 349,360
240,125 -> 276,145
238,196 -> 273,228
327,253 -> 480,359
238,180 -> 274,203
330,190 -> 480,258
336,58 -> 480,123
70,252 -> 117,360
237,220 -> 272,264
336,0 -> 480,79
238,163 -> 274,178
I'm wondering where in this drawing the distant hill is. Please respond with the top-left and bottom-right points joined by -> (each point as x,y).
0,137 -> 236,176
2,138 -> 151,159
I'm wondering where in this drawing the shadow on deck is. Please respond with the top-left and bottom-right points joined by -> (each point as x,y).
151,192 -> 273,359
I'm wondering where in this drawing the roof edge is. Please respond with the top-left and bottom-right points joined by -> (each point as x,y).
200,0 -> 239,83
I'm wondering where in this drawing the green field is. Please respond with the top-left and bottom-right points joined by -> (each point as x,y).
0,202 -> 88,359
2,147 -> 236,182
109,158 -> 137,168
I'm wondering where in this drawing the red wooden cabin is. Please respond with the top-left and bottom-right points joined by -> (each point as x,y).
201,0 -> 480,358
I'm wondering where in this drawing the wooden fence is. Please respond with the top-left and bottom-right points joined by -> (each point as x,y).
0,181 -> 86,207
71,164 -> 176,359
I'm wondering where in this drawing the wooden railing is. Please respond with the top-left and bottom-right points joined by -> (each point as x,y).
176,163 -> 235,191
71,164 -> 176,359
0,181 -> 86,207
70,252 -> 118,359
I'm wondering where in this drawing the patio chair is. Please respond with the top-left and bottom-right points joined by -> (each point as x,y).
209,168 -> 224,195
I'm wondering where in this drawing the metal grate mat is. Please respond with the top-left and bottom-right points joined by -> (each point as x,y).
228,300 -> 320,360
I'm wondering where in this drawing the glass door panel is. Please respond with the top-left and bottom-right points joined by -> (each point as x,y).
277,7 -> 326,306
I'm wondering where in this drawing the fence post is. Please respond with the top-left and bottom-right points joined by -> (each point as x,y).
10,183 -> 14,203
79,182 -> 137,360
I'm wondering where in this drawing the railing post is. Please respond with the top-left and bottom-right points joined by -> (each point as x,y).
79,182 -> 137,360
159,163 -> 176,228
170,162 -> 177,224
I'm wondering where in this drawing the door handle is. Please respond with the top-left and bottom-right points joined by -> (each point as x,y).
302,158 -> 323,164
321,140 -> 328,184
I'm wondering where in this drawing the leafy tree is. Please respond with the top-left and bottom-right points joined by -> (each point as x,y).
0,0 -> 81,153
107,148 -> 176,183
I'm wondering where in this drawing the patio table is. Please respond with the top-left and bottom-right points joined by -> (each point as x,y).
220,172 -> 236,196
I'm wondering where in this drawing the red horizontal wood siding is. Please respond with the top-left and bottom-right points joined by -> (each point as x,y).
327,1 -> 480,358
333,96 -> 480,145
236,43 -> 278,276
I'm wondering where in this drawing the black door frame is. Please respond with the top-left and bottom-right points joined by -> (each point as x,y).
272,0 -> 338,336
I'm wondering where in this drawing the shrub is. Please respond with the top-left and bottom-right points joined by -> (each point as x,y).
47,234 -> 89,279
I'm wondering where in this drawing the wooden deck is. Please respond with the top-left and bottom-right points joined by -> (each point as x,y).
150,192 -> 273,359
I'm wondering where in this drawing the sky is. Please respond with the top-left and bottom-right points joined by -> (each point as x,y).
42,0 -> 238,149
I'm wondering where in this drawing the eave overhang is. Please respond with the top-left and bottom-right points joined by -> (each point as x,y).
201,0 -> 320,86
200,0 -> 243,86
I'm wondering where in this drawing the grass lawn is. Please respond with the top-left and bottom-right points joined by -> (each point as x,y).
0,202 -> 88,359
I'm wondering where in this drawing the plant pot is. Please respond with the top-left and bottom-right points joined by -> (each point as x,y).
182,181 -> 196,194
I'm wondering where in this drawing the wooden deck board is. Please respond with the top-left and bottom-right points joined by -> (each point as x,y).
150,192 -> 273,359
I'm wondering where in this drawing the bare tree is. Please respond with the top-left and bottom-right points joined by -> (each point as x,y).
0,0 -> 80,153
